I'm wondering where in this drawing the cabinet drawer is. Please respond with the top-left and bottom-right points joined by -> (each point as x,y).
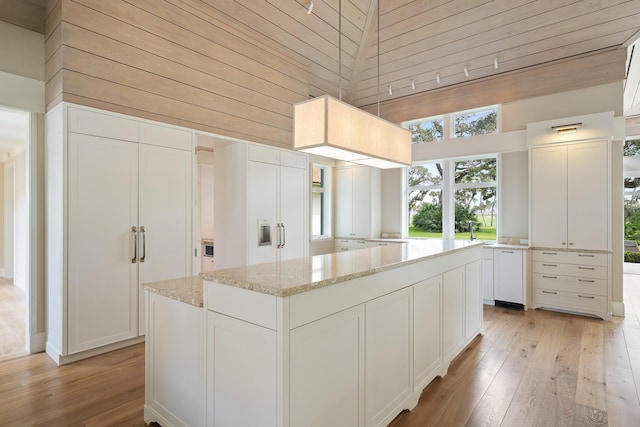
482,247 -> 494,260
532,273 -> 607,296
533,288 -> 607,313
532,261 -> 607,280
532,250 -> 607,266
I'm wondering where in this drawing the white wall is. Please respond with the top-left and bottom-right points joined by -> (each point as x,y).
498,151 -> 528,240
7,150 -> 26,291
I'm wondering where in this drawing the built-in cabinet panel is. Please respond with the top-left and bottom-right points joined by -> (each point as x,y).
531,141 -> 608,251
465,260 -> 483,342
68,133 -> 138,353
413,275 -> 441,391
493,249 -> 524,304
335,165 -> 381,239
290,306 -> 365,427
442,267 -> 465,361
207,311 -> 277,427
365,288 -> 413,427
216,143 -> 308,268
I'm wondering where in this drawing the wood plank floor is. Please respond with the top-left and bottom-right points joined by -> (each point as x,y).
0,277 -> 639,426
0,278 -> 26,362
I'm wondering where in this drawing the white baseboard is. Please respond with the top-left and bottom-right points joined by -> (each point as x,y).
46,336 -> 145,366
612,301 -> 625,317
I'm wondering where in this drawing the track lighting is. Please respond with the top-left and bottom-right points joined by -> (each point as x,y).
388,85 -> 393,95
464,65 -> 469,77
436,72 -> 440,84
307,1 -> 314,14
494,57 -> 499,69
411,79 -> 416,90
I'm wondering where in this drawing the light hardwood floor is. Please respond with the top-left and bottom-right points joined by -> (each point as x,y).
1,278 -> 639,426
0,278 -> 26,361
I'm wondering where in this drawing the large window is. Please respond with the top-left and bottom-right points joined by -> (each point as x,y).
311,165 -> 331,239
452,106 -> 498,138
405,116 -> 444,144
408,158 -> 497,240
624,139 -> 640,260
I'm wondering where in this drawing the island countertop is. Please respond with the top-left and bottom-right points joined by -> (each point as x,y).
199,238 -> 484,298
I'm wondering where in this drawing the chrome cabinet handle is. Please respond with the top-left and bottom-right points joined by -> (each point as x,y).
578,254 -> 595,257
542,264 -> 557,267
501,250 -> 514,253
578,295 -> 595,299
140,226 -> 146,263
578,267 -> 594,270
578,279 -> 595,283
276,223 -> 283,248
281,223 -> 286,248
131,226 -> 137,263
542,275 -> 557,279
542,290 -> 558,295
542,252 -> 557,255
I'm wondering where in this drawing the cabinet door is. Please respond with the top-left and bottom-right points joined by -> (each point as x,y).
247,161 -> 279,265
465,260 -> 483,341
290,306 -> 365,427
365,287 -> 413,427
531,145 -> 568,248
138,144 -> 192,335
352,166 -> 372,239
493,250 -> 523,304
442,266 -> 465,361
335,167 -> 354,238
67,133 -> 138,354
567,141 -> 608,250
279,165 -> 307,261
413,275 -> 441,391
207,312 -> 276,427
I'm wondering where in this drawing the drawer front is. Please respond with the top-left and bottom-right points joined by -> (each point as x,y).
482,247 -> 494,260
532,273 -> 607,296
532,261 -> 607,280
533,288 -> 607,313
532,250 -> 607,266
336,239 -> 367,249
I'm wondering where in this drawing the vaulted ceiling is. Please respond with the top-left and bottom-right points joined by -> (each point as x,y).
211,0 -> 640,113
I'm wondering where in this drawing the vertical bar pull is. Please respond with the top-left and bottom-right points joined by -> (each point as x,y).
131,226 -> 138,263
281,223 -> 286,248
140,226 -> 146,263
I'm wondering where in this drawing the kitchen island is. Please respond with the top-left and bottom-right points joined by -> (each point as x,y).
144,239 -> 484,427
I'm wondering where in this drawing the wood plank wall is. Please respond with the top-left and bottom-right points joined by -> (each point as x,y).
363,48 -> 627,124
0,0 -> 45,34
44,0 -> 310,149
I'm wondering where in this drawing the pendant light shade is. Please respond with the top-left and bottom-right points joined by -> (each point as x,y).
293,95 -> 411,168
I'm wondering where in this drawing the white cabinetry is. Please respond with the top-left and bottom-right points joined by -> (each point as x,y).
531,250 -> 611,320
465,260 -> 483,342
335,165 -> 381,239
493,249 -> 525,305
531,141 -> 609,250
46,104 -> 192,362
290,306 -> 365,427
413,275 -> 441,392
335,238 -> 367,252
365,287 -> 413,427
144,292 -> 205,427
442,266 -> 464,361
482,247 -> 494,303
214,143 -> 308,268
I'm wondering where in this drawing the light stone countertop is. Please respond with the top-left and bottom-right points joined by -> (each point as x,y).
199,238 -> 485,297
143,275 -> 203,307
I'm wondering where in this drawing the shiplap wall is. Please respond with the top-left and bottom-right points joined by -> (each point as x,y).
0,0 -> 45,34
44,0 -> 310,149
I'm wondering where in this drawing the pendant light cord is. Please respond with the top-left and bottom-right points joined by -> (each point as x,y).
339,0 -> 342,101
377,0 -> 380,117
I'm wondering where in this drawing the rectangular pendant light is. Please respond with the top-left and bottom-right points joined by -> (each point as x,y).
293,95 -> 412,169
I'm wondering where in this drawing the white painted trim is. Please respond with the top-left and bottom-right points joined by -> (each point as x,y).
0,71 -> 44,113
47,336 -> 145,366
611,301 -> 625,317
29,332 -> 46,353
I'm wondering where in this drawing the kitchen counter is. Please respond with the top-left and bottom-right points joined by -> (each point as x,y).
143,275 -> 203,307
198,238 -> 483,297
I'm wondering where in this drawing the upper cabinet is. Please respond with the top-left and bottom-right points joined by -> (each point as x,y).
530,140 -> 609,251
335,165 -> 381,239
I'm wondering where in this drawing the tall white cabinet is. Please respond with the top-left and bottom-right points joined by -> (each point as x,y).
214,143 -> 308,269
527,112 -> 612,320
46,104 -> 192,363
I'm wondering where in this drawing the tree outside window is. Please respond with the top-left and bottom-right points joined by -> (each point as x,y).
624,139 -> 640,262
453,107 -> 498,138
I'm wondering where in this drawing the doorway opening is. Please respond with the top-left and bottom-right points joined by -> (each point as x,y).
0,106 -> 30,361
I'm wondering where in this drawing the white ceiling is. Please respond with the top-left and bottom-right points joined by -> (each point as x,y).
0,106 -> 28,159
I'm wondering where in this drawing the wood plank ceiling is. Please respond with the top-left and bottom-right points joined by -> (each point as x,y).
211,0 -> 640,110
